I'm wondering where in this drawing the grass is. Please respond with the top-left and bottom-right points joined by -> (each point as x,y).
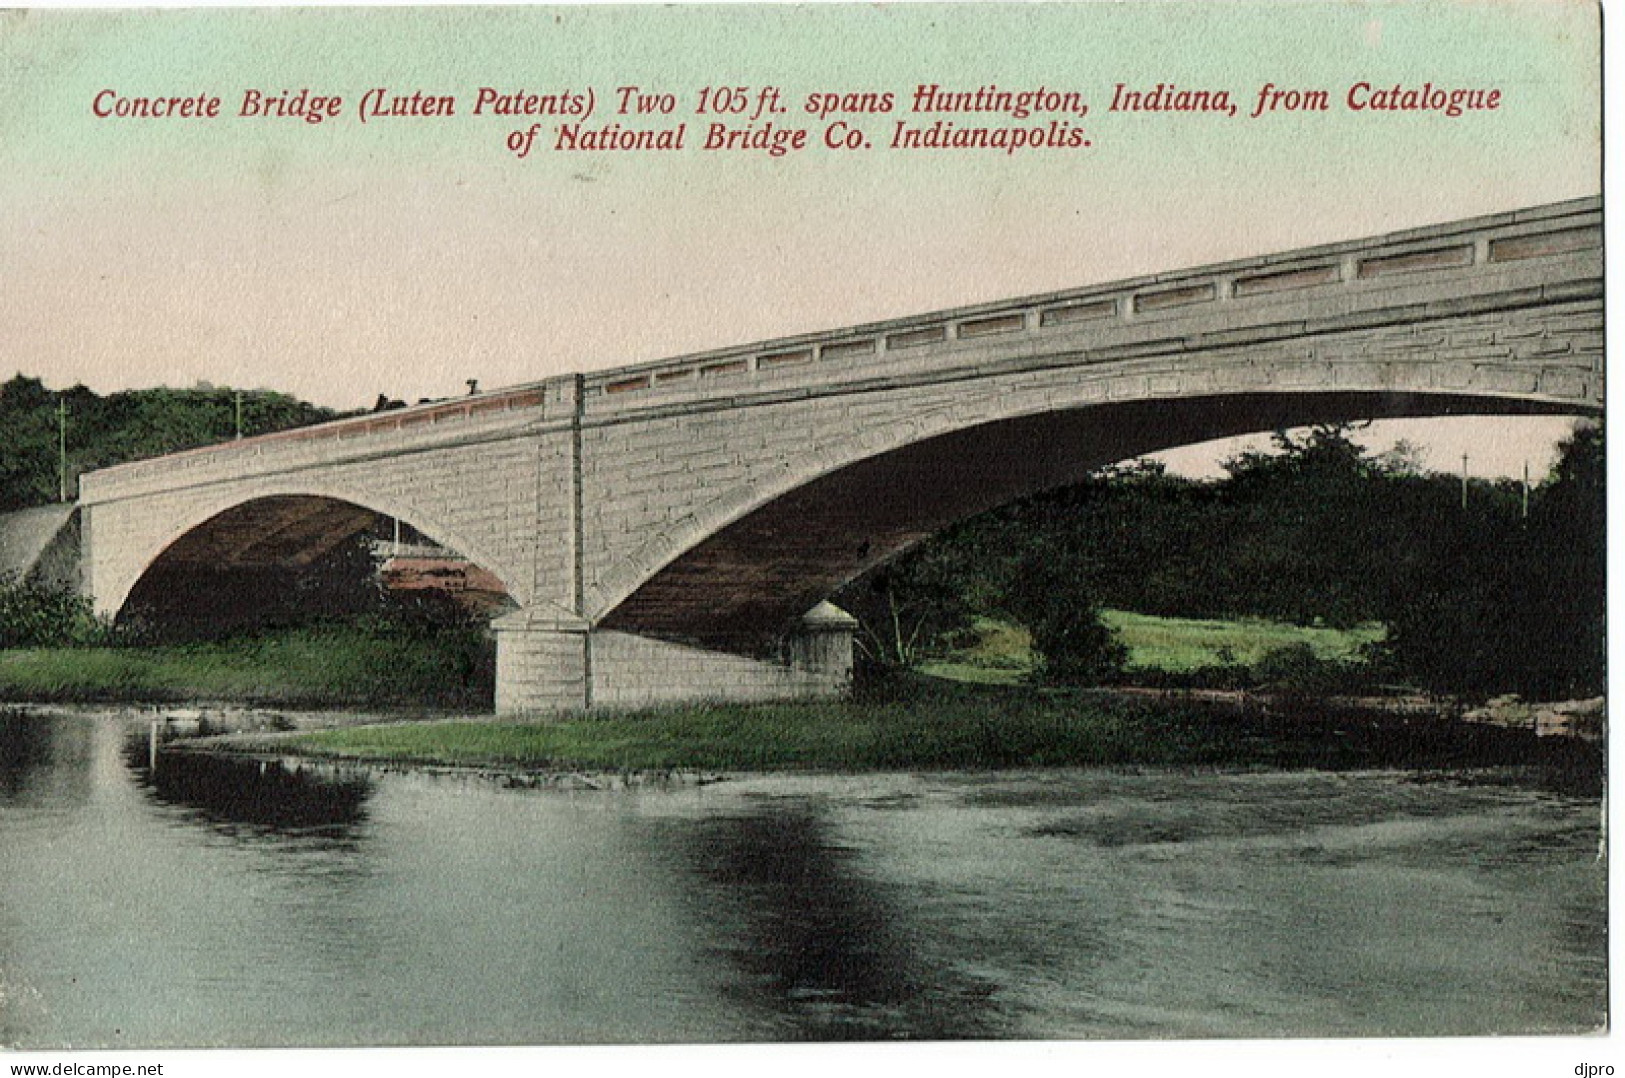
919,610 -> 1383,684
917,619 -> 1032,685
1105,610 -> 1383,671
276,683 -> 1195,772
243,674 -> 1586,784
0,626 -> 492,709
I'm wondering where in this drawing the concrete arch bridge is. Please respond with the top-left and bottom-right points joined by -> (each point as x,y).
75,197 -> 1603,714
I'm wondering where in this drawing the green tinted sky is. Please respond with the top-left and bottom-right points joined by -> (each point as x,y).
0,2 -> 1600,469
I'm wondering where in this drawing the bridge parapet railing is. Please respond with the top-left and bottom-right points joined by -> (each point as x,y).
77,380 -> 567,504
575,195 -> 1600,415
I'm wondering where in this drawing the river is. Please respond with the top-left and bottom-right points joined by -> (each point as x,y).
0,706 -> 1605,1048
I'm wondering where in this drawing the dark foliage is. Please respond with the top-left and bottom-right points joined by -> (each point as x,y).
999,532 -> 1127,687
840,421 -> 1603,702
0,573 -> 110,648
0,374 -> 338,511
837,519 -> 1010,668
1376,424 -> 1604,699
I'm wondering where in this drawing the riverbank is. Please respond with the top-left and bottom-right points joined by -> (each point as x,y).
181,677 -> 1600,793
0,608 -> 1376,705
0,627 -> 1600,790
0,625 -> 492,709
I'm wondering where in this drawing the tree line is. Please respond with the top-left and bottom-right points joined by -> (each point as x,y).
0,374 -> 337,511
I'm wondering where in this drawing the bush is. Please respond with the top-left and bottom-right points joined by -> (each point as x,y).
1028,610 -> 1129,686
1252,642 -> 1372,695
1003,552 -> 1127,686
0,573 -> 111,648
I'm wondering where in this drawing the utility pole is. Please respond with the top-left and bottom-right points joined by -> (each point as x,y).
234,390 -> 244,440
1522,460 -> 1530,520
1460,453 -> 1469,511
57,397 -> 68,502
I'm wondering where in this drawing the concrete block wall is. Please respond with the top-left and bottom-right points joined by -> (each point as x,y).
490,617 -> 853,715
588,630 -> 847,711
0,504 -> 80,592
493,621 -> 588,715
32,510 -> 81,592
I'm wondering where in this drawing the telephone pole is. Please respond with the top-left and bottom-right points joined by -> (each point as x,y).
57,398 -> 68,502
235,390 -> 244,440
1460,453 -> 1469,510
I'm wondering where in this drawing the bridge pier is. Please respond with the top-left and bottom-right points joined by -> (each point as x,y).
492,603 -> 859,716
491,606 -> 592,716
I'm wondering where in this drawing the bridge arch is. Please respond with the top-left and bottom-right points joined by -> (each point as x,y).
101,480 -> 528,627
595,386 -> 1593,649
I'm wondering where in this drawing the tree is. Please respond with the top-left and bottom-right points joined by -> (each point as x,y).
0,376 -> 61,510
1376,422 -> 1604,699
1001,531 -> 1127,686
1212,424 -> 1416,627
838,534 -> 985,668
1529,422 -> 1606,697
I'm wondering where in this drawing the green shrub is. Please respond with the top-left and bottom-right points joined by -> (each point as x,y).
1252,642 -> 1372,694
0,573 -> 111,648
1003,554 -> 1127,687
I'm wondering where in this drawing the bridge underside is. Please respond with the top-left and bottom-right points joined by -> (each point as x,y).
138,496 -> 381,571
121,495 -> 512,640
599,390 -> 1584,653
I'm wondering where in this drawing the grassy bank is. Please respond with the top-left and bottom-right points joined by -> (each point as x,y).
919,611 -> 1383,685
0,610 -> 1380,705
245,676 -> 1587,782
1106,610 -> 1382,670
0,626 -> 492,709
2,620 -> 1591,785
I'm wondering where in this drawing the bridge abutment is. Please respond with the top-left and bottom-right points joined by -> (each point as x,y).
492,604 -> 859,716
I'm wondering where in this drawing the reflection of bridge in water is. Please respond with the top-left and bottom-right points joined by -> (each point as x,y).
69,197 -> 1601,714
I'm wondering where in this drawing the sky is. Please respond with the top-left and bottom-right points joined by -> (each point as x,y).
0,2 -> 1602,477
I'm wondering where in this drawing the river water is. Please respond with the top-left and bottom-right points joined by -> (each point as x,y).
0,706 -> 1606,1048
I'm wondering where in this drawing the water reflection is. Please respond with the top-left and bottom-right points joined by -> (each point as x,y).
654,796 -> 1003,1040
0,708 -> 93,809
128,744 -> 373,832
